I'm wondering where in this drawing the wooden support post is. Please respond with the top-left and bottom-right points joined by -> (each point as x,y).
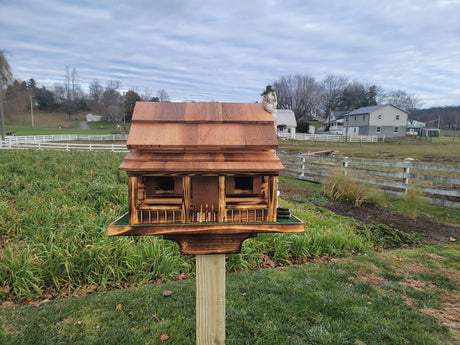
128,176 -> 139,224
183,176 -> 191,223
300,157 -> 305,177
267,175 -> 277,221
196,254 -> 226,345
218,176 -> 225,223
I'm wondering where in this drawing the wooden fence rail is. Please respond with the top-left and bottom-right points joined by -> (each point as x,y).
278,153 -> 460,210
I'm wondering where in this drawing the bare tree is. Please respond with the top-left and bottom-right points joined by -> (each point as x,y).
157,88 -> 170,102
320,74 -> 348,112
273,74 -> 322,121
103,81 -> 122,121
381,89 -> 423,113
62,67 -> 84,119
0,51 -> 13,140
88,80 -> 104,114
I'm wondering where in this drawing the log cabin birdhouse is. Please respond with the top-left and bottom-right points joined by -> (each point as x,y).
107,101 -> 304,254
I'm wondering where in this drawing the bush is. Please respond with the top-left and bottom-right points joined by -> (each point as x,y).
322,174 -> 386,207
400,188 -> 423,219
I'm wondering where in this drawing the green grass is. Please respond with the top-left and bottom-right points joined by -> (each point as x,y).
4,110 -> 129,135
5,121 -> 129,136
0,150 -> 378,303
278,137 -> 460,164
0,244 -> 457,344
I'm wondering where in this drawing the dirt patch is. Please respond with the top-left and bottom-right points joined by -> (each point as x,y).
352,270 -> 386,286
323,201 -> 460,244
279,182 -> 460,243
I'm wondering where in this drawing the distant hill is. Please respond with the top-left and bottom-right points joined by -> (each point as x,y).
411,105 -> 460,129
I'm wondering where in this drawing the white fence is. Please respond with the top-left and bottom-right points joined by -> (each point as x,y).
2,134 -> 128,144
278,153 -> 460,210
293,133 -> 381,143
0,141 -> 129,152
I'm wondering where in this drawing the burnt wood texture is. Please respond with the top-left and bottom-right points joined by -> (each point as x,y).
108,101 -> 304,254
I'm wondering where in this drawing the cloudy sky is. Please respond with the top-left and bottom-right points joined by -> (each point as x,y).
1,0 -> 460,107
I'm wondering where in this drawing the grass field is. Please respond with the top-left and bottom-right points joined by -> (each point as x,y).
0,150 -> 429,304
0,244 -> 458,344
0,147 -> 459,343
4,111 -> 129,135
278,137 -> 460,164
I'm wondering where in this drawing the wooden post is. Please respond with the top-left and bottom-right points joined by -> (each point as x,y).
196,254 -> 226,345
183,176 -> 191,222
267,175 -> 277,221
128,176 -> 139,224
403,163 -> 411,193
300,157 -> 305,177
218,176 -> 225,222
343,157 -> 348,176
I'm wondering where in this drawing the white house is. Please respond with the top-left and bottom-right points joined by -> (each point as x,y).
276,109 -> 297,139
323,110 -> 349,134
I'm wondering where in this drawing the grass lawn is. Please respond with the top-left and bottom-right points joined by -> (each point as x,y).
0,244 -> 458,344
4,111 -> 129,135
278,137 -> 460,164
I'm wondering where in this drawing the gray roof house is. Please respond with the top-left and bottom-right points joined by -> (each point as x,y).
276,109 -> 297,139
344,104 -> 408,138
323,110 -> 349,134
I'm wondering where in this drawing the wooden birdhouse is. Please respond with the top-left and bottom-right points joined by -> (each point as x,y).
107,101 -> 304,254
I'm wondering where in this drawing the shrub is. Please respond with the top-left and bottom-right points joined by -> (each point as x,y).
400,188 -> 422,219
322,174 -> 386,207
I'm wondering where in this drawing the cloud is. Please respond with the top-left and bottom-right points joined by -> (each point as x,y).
1,0 -> 460,106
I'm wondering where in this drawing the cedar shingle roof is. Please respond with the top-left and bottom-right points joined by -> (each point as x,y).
120,102 -> 284,173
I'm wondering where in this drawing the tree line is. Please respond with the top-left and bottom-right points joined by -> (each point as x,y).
2,66 -> 170,123
272,74 -> 423,121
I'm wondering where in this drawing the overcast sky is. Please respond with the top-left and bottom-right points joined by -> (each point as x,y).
1,0 -> 460,107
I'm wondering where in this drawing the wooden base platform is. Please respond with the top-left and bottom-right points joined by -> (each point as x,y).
107,213 -> 305,254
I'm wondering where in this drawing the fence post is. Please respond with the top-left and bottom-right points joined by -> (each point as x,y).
403,163 -> 410,193
343,157 -> 348,175
301,156 -> 306,177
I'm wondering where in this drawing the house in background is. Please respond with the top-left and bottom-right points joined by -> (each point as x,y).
344,104 -> 408,137
276,109 -> 297,139
322,110 -> 349,134
406,119 -> 425,136
421,127 -> 440,137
